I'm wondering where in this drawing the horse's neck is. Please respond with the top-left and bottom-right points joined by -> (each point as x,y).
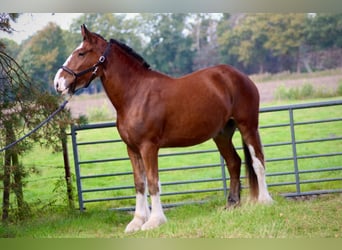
100,58 -> 147,115
101,46 -> 172,115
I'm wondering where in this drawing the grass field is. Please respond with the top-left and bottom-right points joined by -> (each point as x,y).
1,194 -> 341,238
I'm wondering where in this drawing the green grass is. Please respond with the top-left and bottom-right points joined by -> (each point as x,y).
1,194 -> 341,238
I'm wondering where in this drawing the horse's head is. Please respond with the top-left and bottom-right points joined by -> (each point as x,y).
54,24 -> 108,95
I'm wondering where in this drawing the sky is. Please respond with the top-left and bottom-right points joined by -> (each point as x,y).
1,13 -> 82,44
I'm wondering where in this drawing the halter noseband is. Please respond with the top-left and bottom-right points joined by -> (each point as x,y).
61,41 -> 111,94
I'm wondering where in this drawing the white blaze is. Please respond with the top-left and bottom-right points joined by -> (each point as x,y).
53,42 -> 84,93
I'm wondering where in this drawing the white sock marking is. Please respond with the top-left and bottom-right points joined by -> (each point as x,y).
248,145 -> 273,203
150,192 -> 164,219
135,191 -> 150,221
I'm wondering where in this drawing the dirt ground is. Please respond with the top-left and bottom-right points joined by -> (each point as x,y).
66,74 -> 342,118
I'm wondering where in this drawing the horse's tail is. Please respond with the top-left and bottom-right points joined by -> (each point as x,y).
242,141 -> 259,200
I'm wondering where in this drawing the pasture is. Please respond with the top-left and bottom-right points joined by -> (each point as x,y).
1,194 -> 341,238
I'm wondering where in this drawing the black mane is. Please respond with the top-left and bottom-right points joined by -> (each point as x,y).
110,39 -> 151,69
91,32 -> 150,69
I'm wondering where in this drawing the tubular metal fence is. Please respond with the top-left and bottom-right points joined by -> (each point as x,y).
70,100 -> 342,211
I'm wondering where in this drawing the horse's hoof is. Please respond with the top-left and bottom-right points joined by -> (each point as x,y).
225,198 -> 240,210
141,216 -> 167,231
124,217 -> 146,233
258,194 -> 274,205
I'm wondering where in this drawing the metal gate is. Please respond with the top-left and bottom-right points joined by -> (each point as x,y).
70,100 -> 342,211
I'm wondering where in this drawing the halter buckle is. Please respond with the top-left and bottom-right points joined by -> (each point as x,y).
99,56 -> 106,63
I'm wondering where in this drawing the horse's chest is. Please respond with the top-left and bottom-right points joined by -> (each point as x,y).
116,114 -> 161,149
116,119 -> 139,147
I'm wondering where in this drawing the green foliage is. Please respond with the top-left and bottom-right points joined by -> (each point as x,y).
305,13 -> 342,50
140,13 -> 195,76
0,48 -> 79,222
17,22 -> 67,92
262,14 -> 306,56
0,38 -> 20,57
218,13 -> 307,73
275,83 -> 342,100
70,13 -> 143,52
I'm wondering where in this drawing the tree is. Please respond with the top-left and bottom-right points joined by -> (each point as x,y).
70,13 -> 143,51
1,16 -> 78,221
190,14 -> 221,71
139,13 -> 195,76
17,22 -> 67,92
217,13 -> 308,73
0,38 -> 20,58
218,14 -> 270,73
305,13 -> 342,50
261,13 -> 307,72
1,49 -> 76,221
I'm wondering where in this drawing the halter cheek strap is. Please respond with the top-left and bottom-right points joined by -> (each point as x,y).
61,41 -> 111,94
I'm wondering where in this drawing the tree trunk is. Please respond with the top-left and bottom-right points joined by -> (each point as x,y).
2,122 -> 28,221
296,48 -> 301,73
2,124 -> 14,222
12,153 -> 27,220
2,149 -> 11,222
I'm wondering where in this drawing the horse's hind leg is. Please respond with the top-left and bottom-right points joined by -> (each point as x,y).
213,120 -> 242,208
238,124 -> 273,204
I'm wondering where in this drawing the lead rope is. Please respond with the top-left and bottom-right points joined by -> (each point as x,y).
0,95 -> 72,153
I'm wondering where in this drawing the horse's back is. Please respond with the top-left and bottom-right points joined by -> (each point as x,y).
174,64 -> 259,107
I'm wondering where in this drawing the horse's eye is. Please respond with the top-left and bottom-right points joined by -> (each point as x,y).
78,52 -> 86,57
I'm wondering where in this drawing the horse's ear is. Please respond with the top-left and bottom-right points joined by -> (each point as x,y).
81,24 -> 92,42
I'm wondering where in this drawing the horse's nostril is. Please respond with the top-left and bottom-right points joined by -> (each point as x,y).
55,82 -> 59,89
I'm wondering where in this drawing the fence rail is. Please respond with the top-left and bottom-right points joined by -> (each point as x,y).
70,100 -> 342,211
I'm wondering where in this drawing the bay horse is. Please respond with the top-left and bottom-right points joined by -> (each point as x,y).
54,25 -> 273,233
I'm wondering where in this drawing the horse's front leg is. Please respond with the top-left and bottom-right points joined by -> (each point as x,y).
140,143 -> 167,231
125,146 -> 150,233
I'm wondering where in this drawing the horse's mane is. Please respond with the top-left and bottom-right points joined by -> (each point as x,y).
92,32 -> 151,69
110,38 -> 151,69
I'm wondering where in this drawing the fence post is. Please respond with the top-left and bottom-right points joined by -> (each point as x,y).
70,124 -> 85,211
289,108 -> 301,195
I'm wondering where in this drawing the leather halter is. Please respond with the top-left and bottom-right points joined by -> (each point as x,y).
61,41 -> 111,94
